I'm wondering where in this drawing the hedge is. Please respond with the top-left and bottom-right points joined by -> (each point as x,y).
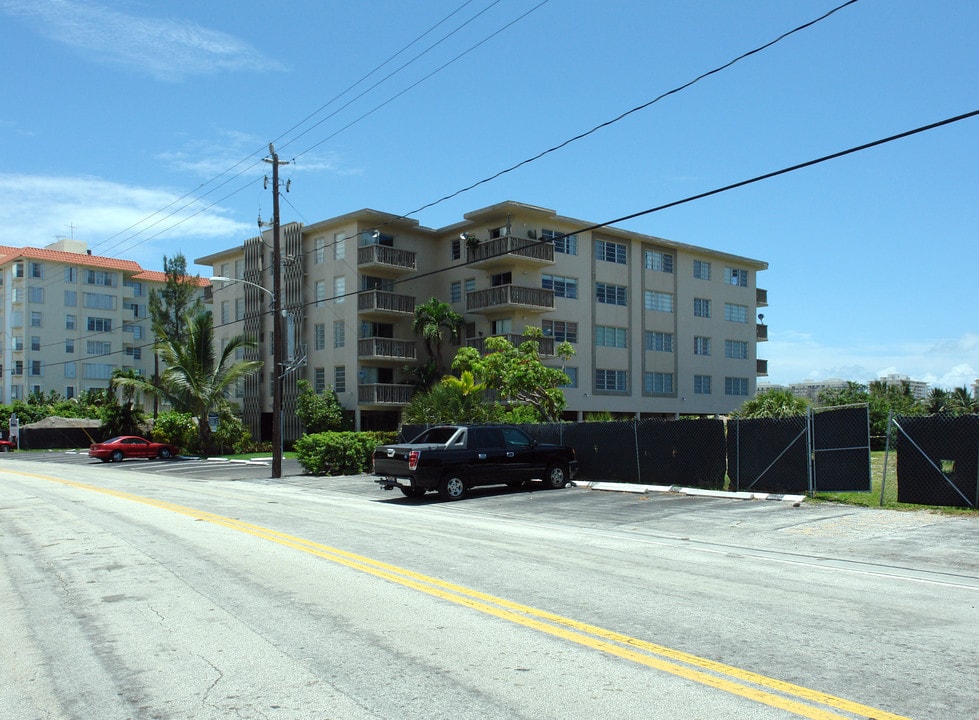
295,431 -> 397,476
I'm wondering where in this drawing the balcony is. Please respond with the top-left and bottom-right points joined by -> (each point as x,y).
466,235 -> 554,270
466,285 -> 554,314
756,359 -> 768,376
357,244 -> 416,273
358,383 -> 414,406
756,287 -> 768,307
358,337 -> 417,361
756,323 -> 768,342
466,334 -> 555,356
357,290 -> 415,318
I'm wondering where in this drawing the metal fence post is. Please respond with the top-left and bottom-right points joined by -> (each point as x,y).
879,410 -> 893,506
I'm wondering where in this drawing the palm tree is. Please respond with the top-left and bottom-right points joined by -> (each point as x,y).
946,386 -> 979,416
114,309 -> 261,452
925,387 -> 948,414
411,297 -> 464,378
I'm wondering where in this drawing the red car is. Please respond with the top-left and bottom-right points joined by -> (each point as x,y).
89,436 -> 180,462
0,438 -> 15,452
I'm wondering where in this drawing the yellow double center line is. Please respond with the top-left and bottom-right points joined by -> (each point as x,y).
27,471 -> 908,720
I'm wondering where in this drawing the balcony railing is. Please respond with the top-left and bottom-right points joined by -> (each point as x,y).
756,323 -> 768,342
756,359 -> 768,376
466,235 -> 554,267
357,244 -> 416,271
466,334 -> 555,356
756,287 -> 768,307
358,383 -> 414,406
357,289 -> 415,315
358,337 -> 417,360
466,284 -> 554,313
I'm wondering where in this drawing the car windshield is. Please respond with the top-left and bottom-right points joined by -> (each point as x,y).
103,437 -> 124,444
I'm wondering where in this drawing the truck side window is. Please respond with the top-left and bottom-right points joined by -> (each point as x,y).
471,428 -> 504,448
502,427 -> 532,448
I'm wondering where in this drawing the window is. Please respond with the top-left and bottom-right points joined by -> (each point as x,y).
314,323 -> 325,351
643,250 -> 674,273
31,336 -> 40,351
13,360 -> 23,376
12,336 -> 23,351
30,262 -> 43,279
464,277 -> 476,294
30,312 -> 42,327
559,367 -> 578,388
122,322 -> 143,339
450,238 -> 461,260
644,331 -> 673,352
66,314 -> 76,330
83,292 -> 115,310
724,303 -> 748,323
123,300 -> 143,318
694,336 -> 711,356
29,287 -> 44,303
87,317 -> 112,332
490,271 -> 512,287
725,267 -> 749,287
66,339 -> 74,353
594,239 -> 627,264
542,274 -> 577,299
644,372 -> 674,394
333,321 -> 345,348
82,363 -> 114,380
314,281 -> 326,307
542,320 -> 578,343
596,283 -> 627,306
11,310 -> 23,328
30,360 -> 42,377
221,301 -> 230,324
235,298 -> 244,321
725,377 -> 749,396
314,236 -> 327,263
694,298 -> 711,318
85,270 -> 115,287
334,276 -> 345,304
334,366 -> 346,393
334,232 -> 346,260
124,278 -> 143,296
595,326 -> 627,348
491,318 -> 512,335
693,260 -> 711,280
87,341 -> 112,356
643,290 -> 673,312
725,339 -> 749,359
595,369 -> 628,392
125,346 -> 142,360
543,228 -> 577,255
65,267 -> 77,283
65,363 -> 77,379
694,375 -> 712,394
450,281 -> 462,303
13,262 -> 24,278
314,368 -> 326,394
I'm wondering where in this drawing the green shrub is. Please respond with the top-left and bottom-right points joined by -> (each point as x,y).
296,431 -> 397,476
210,412 -> 255,455
152,412 -> 196,452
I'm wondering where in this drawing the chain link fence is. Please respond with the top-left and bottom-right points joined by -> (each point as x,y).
887,413 -> 979,508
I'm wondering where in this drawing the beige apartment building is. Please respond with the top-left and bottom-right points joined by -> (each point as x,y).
0,239 -> 176,406
197,200 -> 769,438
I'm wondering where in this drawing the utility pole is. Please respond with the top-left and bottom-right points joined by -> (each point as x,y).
264,144 -> 289,479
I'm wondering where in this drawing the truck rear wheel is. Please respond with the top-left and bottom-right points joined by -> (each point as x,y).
438,473 -> 468,501
542,463 -> 568,489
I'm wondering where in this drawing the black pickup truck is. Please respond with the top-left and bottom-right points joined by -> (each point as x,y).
373,424 -> 578,501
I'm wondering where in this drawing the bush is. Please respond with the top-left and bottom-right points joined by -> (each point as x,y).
295,431 -> 397,476
210,412 -> 255,455
151,412 -> 197,452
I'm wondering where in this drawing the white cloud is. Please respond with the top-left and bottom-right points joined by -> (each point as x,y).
0,173 -> 251,270
0,0 -> 285,81
765,330 -> 979,390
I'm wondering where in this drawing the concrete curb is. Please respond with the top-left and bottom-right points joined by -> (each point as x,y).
573,481 -> 805,504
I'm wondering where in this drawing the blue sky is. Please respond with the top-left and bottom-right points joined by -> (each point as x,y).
1,0 -> 976,390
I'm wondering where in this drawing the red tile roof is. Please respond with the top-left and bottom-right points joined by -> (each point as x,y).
0,245 -> 210,285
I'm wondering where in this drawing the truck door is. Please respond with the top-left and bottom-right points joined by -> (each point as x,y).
501,426 -> 538,481
467,427 -> 509,485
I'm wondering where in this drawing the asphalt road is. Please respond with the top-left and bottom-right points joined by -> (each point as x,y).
2,452 -> 977,719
